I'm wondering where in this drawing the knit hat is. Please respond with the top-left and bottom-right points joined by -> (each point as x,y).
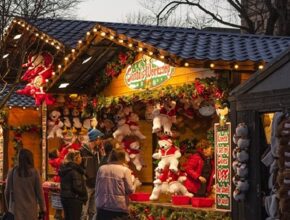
88,128 -> 104,141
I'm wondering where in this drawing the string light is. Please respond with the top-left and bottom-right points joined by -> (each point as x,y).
138,47 -> 143,52
22,106 -> 26,110
86,32 -> 90,36
234,64 -> 239,69
93,28 -> 98,32
128,43 -> 133,48
58,65 -> 62,69
101,32 -> 106,36
78,40 -> 82,44
9,106 -> 12,109
184,62 -> 189,67
56,46 -> 60,50
160,55 -> 165,59
35,33 -> 39,37
258,64 -> 264,70
148,51 -> 153,56
210,63 -> 215,68
71,49 -> 76,53
118,39 -> 124,43
109,35 -> 115,40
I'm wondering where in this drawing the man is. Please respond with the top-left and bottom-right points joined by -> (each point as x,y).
80,128 -> 104,220
95,149 -> 134,220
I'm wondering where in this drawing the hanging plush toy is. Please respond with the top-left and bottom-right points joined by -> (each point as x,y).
152,103 -> 173,135
150,167 -> 170,200
113,117 -> 132,142
47,110 -> 64,139
152,135 -> 181,172
122,135 -> 143,171
126,112 -> 146,140
167,170 -> 193,197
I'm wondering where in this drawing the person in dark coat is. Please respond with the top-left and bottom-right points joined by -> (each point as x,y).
5,148 -> 46,220
80,128 -> 104,220
184,139 -> 215,197
59,150 -> 87,220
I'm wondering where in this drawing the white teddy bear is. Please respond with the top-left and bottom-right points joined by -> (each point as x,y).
126,112 -> 146,140
47,110 -> 64,139
167,170 -> 193,197
152,103 -> 173,135
122,136 -> 143,171
152,136 -> 181,172
113,117 -> 132,142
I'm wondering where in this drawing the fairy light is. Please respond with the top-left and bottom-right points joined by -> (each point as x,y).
22,106 -> 26,110
148,51 -> 153,56
160,55 -> 165,59
118,39 -> 124,43
78,40 -> 82,44
258,64 -> 264,70
234,64 -> 239,69
56,46 -> 60,50
101,32 -> 106,37
9,106 -> 12,109
184,62 -> 189,67
71,49 -> 76,53
58,65 -> 62,69
210,63 -> 215,68
93,28 -> 98,32
35,33 -> 39,37
138,47 -> 143,52
128,43 -> 133,48
86,32 -> 90,36
64,57 -> 69,61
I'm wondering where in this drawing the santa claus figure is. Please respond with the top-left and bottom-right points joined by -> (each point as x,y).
184,139 -> 215,197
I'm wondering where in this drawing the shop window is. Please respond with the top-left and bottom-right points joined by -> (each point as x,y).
261,113 -> 274,145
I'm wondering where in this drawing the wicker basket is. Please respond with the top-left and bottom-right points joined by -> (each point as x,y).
51,193 -> 63,209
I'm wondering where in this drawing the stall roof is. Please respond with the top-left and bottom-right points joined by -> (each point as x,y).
0,84 -> 35,107
229,47 -> 290,111
26,18 -> 290,63
4,17 -> 290,94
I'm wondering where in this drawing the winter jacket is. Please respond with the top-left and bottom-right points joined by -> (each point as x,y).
5,167 -> 46,220
80,144 -> 100,188
184,151 -> 214,195
59,162 -> 88,203
95,163 -> 134,213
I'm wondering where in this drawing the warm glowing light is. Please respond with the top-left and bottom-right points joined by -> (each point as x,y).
118,39 -> 124,43
93,28 -> 98,32
71,49 -> 76,53
78,40 -> 82,44
110,35 -> 115,40
210,63 -> 215,68
160,55 -> 165,59
149,51 -> 153,56
9,106 -> 12,109
45,79 -> 49,83
86,32 -> 90,36
258,64 -> 264,70
22,106 -> 26,110
128,43 -> 133,47
101,32 -> 106,36
138,47 -> 143,52
52,72 -> 56,76
35,33 -> 39,37
58,83 -> 69,88
56,46 -> 60,50
184,62 -> 189,67
51,42 -> 55,46
58,65 -> 62,69
64,57 -> 69,61
82,56 -> 92,64
234,64 -> 239,69
45,39 -> 49,43
2,53 -> 9,59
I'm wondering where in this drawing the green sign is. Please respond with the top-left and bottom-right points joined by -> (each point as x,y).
214,122 -> 231,211
125,55 -> 174,90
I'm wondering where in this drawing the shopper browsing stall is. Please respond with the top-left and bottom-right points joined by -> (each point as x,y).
80,128 -> 104,220
184,139 -> 215,197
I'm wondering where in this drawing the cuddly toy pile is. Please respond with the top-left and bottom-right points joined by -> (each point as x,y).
232,123 -> 250,201
150,135 -> 193,200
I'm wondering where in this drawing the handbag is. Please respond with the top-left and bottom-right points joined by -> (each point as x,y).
3,168 -> 15,220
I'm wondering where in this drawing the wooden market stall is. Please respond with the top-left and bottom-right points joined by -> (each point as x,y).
3,17 -> 290,219
229,47 -> 290,220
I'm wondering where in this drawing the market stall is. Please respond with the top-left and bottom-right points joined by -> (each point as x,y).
229,47 -> 290,220
3,16 -> 290,219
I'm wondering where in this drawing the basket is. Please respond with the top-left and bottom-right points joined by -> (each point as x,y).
51,193 -> 63,209
191,197 -> 214,207
129,192 -> 150,201
171,195 -> 191,205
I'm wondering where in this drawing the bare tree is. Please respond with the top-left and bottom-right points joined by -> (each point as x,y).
154,0 -> 290,35
0,0 -> 82,108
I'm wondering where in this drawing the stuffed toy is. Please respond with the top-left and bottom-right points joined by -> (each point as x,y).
237,138 -> 250,150
113,117 -> 132,142
235,123 -> 249,138
71,108 -> 82,130
152,136 -> 181,172
122,136 -> 143,171
126,112 -> 146,140
236,163 -> 248,178
99,118 -> 115,138
236,149 -> 249,163
167,170 -> 193,197
277,117 -> 290,137
150,167 -> 170,200
233,188 -> 245,201
198,101 -> 215,117
47,110 -> 64,139
236,179 -> 249,192
62,106 -> 72,128
152,103 -> 173,135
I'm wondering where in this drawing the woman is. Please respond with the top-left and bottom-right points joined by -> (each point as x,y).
95,149 -> 134,220
59,149 -> 87,220
5,148 -> 46,220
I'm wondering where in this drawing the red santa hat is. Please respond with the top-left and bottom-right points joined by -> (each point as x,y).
158,135 -> 172,146
41,51 -> 53,67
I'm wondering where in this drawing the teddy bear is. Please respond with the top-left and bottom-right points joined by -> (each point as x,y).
152,103 -> 173,135
47,110 -> 64,139
71,108 -> 82,130
150,167 -> 170,200
167,170 -> 193,197
61,106 -> 72,129
126,112 -> 146,140
113,117 -> 132,142
152,135 -> 181,172
122,136 -> 143,171
233,188 -> 245,201
236,163 -> 248,178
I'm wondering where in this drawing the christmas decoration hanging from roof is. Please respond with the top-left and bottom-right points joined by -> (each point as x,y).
16,51 -> 56,106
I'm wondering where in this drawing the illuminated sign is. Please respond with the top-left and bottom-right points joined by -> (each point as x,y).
125,55 -> 174,89
215,122 -> 231,211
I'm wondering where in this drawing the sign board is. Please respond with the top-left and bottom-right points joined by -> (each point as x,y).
125,55 -> 174,89
214,122 -> 231,211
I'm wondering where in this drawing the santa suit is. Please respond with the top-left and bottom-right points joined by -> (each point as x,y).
184,150 -> 214,196
157,146 -> 181,172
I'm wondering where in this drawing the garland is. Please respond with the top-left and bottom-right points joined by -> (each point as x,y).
95,49 -> 137,93
96,76 -> 229,109
10,124 -> 41,164
129,203 -> 231,220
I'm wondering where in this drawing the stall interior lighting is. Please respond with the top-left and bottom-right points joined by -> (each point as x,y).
2,54 -> 9,59
13,34 -> 22,40
58,83 -> 70,88
82,56 -> 92,64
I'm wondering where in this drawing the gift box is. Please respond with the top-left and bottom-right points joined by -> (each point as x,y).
191,197 -> 214,207
171,195 -> 191,205
129,192 -> 150,201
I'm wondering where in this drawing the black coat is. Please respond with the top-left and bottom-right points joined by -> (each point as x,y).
59,162 -> 88,203
80,145 -> 100,188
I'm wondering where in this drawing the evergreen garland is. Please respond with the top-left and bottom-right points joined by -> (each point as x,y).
10,125 -> 41,164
